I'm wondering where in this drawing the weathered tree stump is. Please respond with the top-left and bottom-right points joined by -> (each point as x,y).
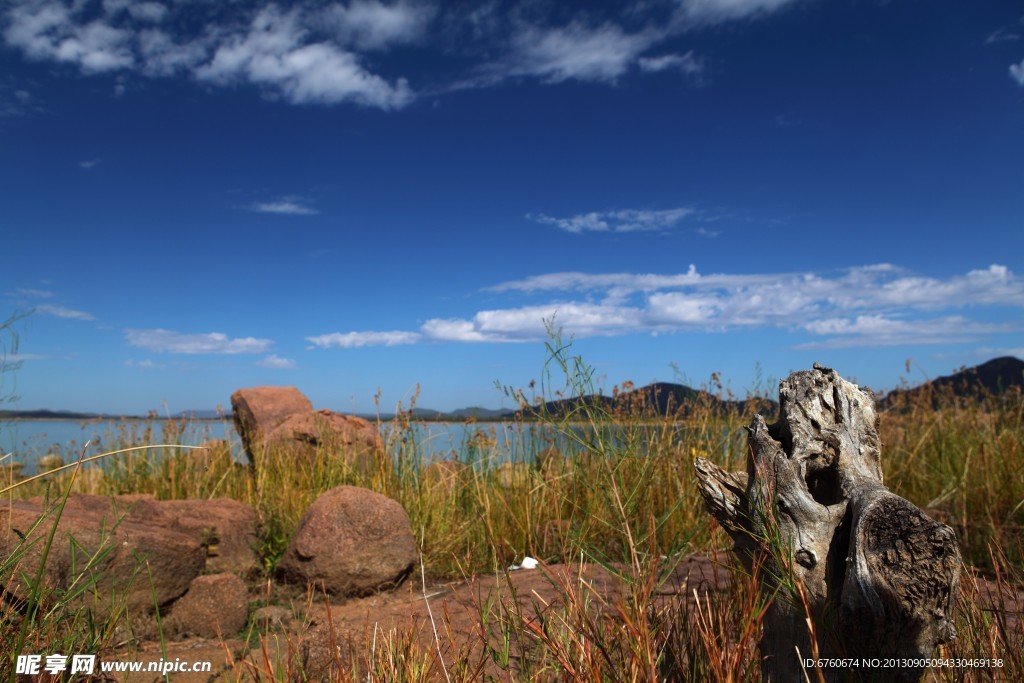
694,364 -> 960,682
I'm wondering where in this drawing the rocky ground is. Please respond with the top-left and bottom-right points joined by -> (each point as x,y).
116,554 -> 733,682
110,556 -> 1023,683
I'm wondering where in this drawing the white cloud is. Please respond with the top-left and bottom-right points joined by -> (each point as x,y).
12,287 -> 53,298
257,354 -> 296,369
124,329 -> 272,354
306,330 -> 421,348
4,2 -> 134,73
418,318 -> 493,342
125,358 -> 156,368
128,2 -> 167,23
78,158 -> 100,168
302,264 -> 1023,350
195,6 -> 412,108
2,1 -> 413,109
103,0 -> 166,23
529,207 -> 694,234
829,264 -> 1024,310
638,51 -> 704,78
137,28 -> 208,77
36,304 -> 94,320
986,27 -> 1020,45
498,21 -> 657,84
1,1 -> 815,107
321,0 -> 434,51
679,0 -> 806,24
423,303 -> 644,342
1011,58 -> 1024,86
5,353 -> 46,362
798,315 -> 1011,349
968,347 -> 1024,359
0,86 -> 40,117
249,200 -> 319,215
490,265 -> 727,294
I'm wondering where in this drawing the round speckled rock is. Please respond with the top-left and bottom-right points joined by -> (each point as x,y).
276,486 -> 416,597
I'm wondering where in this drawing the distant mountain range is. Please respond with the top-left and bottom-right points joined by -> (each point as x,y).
3,357 -> 1020,422
513,381 -> 777,419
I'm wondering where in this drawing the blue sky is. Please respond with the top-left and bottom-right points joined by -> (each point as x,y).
2,0 -> 1023,416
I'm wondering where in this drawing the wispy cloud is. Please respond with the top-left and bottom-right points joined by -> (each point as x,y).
638,51 -> 705,79
36,304 -> 95,320
320,0 -> 435,51
0,86 -> 41,116
308,264 -> 1023,349
5,353 -> 46,362
2,1 -> 415,108
78,159 -> 101,169
1011,58 -> 1024,86
125,358 -> 156,369
124,329 -> 273,354
105,1 -> 168,24
797,315 -> 1012,349
678,0 -> 806,25
1,1 -> 809,109
529,207 -> 694,234
194,6 -> 413,108
249,199 -> 320,216
11,287 -> 53,298
257,354 -> 296,369
488,21 -> 660,85
307,331 -> 421,348
986,27 -> 1020,45
967,346 -> 1024,360
4,1 -> 135,73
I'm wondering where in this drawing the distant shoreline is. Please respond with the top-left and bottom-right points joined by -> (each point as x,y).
0,414 -> 230,422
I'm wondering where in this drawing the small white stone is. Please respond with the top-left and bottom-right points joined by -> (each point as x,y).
509,556 -> 539,570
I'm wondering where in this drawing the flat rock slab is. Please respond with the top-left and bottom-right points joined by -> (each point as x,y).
34,493 -> 260,575
0,498 -> 205,618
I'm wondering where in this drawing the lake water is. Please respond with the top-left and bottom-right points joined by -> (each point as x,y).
0,418 -> 583,474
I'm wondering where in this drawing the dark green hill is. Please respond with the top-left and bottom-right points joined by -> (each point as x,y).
880,356 -> 1024,409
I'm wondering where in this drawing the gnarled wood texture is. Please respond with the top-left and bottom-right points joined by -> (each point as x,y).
695,364 -> 960,682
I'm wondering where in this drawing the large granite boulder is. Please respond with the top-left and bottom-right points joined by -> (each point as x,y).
231,387 -> 381,471
276,486 -> 417,597
0,498 -> 206,619
266,409 -> 380,471
231,386 -> 314,464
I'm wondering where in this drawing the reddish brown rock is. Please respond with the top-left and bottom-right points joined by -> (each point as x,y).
231,386 -> 314,464
266,409 -> 381,471
0,499 -> 205,618
276,486 -> 417,597
157,499 -> 260,575
165,573 -> 249,639
40,493 -> 259,576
